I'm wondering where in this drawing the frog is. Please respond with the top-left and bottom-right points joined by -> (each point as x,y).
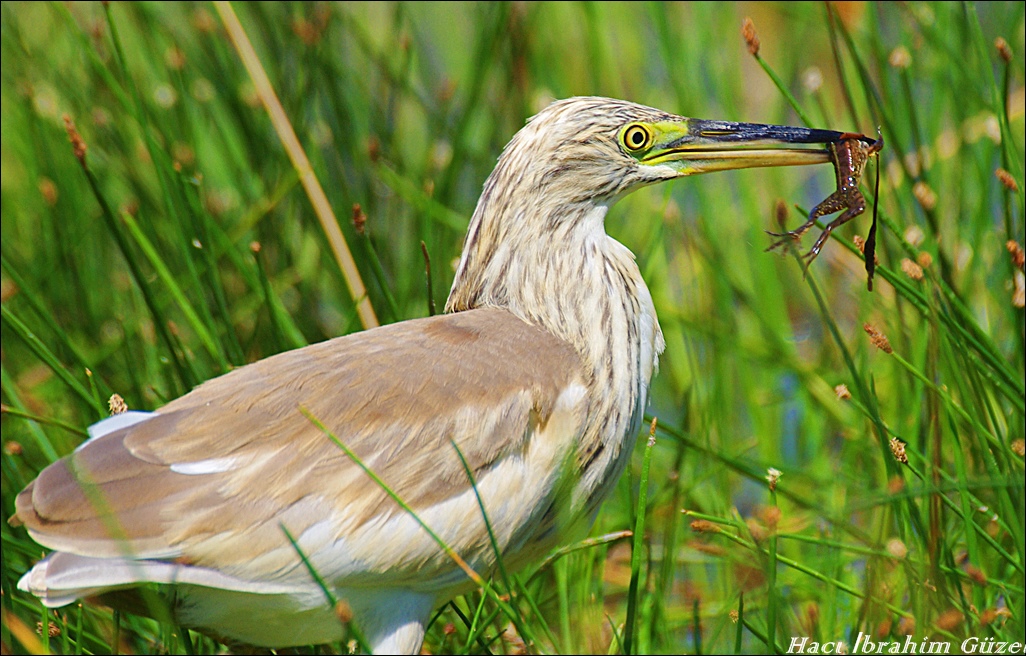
767,133 -> 884,265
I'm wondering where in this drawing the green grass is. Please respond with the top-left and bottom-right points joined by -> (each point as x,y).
2,1 -> 1024,653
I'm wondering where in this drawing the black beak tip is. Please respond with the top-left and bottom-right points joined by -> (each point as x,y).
689,119 -> 847,145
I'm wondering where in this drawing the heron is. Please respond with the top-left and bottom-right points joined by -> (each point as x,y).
14,97 -> 844,654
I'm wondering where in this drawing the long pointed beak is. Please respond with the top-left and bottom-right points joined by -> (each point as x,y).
645,119 -> 848,175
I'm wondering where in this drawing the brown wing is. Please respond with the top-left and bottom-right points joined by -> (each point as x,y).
15,308 -> 586,580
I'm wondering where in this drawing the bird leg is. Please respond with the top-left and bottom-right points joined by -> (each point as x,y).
766,133 -> 883,265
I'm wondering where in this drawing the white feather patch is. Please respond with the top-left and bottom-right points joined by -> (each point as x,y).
170,457 -> 238,475
18,551 -> 309,605
79,411 -> 156,450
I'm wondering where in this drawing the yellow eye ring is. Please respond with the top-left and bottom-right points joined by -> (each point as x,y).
622,124 -> 652,152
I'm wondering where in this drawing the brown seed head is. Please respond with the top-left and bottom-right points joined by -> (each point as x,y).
900,258 -> 924,281
108,393 -> 128,416
904,225 -> 925,247
759,505 -> 782,529
912,181 -> 937,211
334,600 -> 353,624
0,278 -> 16,303
38,177 -> 58,207
690,520 -> 721,534
192,8 -> 216,33
116,200 -> 137,219
935,609 -> 964,632
965,564 -> 987,586
4,440 -> 23,456
239,82 -> 260,108
172,143 -> 195,168
995,168 -> 1019,192
766,467 -> 782,491
774,198 -> 789,229
852,235 -> 880,264
732,560 -> 767,590
742,17 -> 760,56
888,46 -> 911,68
89,20 -> 104,42
691,542 -> 727,557
92,106 -> 112,128
437,78 -> 457,105
917,252 -> 933,269
1007,240 -> 1025,271
995,37 -> 1013,63
746,518 -> 767,543
292,17 -> 325,46
887,475 -> 905,495
352,203 -> 367,235
501,621 -> 527,655
834,384 -> 851,400
63,114 -> 87,168
864,323 -> 893,354
204,189 -> 233,217
889,437 -> 908,464
886,538 -> 908,559
874,618 -> 893,639
729,609 -> 739,624
37,621 -> 61,638
1012,439 -> 1025,457
982,607 -> 1013,626
249,241 -> 262,254
367,135 -> 381,163
897,616 -> 916,636
804,602 -> 820,629
165,46 -> 186,71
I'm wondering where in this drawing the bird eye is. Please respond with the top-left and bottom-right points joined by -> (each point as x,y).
622,124 -> 652,152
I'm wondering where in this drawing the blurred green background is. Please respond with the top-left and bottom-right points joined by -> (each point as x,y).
2,2 -> 1023,654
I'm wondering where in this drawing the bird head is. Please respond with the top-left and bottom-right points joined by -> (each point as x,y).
496,96 -> 845,205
